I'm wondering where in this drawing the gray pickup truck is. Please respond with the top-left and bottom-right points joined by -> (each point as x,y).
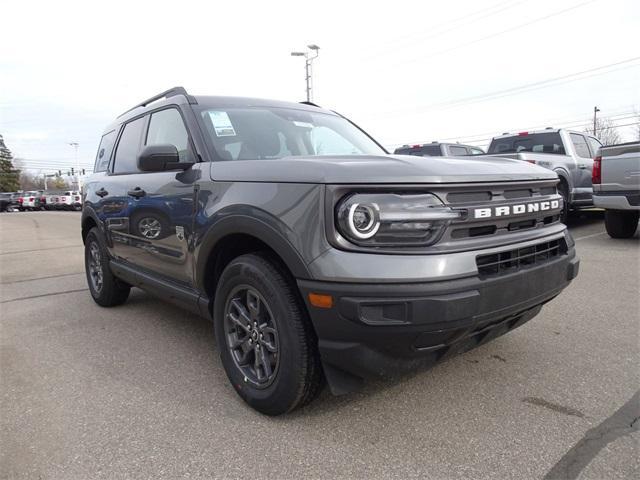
394,142 -> 485,157
487,128 -> 602,221
593,142 -> 640,238
82,87 -> 580,414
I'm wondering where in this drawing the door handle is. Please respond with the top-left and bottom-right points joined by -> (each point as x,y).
96,187 -> 109,198
578,164 -> 587,169
128,187 -> 146,198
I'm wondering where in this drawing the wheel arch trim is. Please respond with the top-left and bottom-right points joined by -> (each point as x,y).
194,214 -> 312,294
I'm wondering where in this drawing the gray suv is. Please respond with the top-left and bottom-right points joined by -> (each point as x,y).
82,87 -> 579,415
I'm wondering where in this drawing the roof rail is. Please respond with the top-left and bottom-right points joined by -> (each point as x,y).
118,86 -> 197,118
300,101 -> 321,108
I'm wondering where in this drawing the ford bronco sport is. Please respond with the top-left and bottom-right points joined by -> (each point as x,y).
82,87 -> 579,415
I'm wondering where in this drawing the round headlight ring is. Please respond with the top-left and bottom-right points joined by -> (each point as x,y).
348,203 -> 380,239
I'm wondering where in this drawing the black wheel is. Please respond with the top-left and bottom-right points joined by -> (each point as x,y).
213,253 -> 323,415
558,180 -> 570,223
84,227 -> 131,306
604,210 -> 639,238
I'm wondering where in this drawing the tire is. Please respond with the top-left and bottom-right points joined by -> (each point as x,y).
84,227 -> 131,306
558,180 -> 570,223
213,252 -> 323,415
604,210 -> 639,239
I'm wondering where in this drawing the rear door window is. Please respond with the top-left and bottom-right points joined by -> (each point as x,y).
570,133 -> 591,158
113,117 -> 146,174
449,145 -> 469,156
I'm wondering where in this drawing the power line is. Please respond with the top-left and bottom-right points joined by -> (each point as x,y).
387,0 -> 599,69
360,0 -> 527,63
410,58 -> 638,113
375,58 -> 640,118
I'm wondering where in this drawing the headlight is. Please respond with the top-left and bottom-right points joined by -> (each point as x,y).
336,193 -> 461,247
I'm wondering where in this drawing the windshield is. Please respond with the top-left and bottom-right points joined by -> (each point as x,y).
198,107 -> 385,161
488,132 -> 565,155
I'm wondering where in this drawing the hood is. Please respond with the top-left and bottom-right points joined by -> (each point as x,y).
210,154 -> 558,184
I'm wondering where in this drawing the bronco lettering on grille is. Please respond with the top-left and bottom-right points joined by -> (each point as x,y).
473,200 -> 560,219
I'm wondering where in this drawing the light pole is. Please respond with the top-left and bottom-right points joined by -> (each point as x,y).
68,142 -> 80,190
290,44 -> 320,102
593,106 -> 600,137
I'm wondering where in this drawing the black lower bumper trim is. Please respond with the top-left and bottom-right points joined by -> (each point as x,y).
298,250 -> 578,393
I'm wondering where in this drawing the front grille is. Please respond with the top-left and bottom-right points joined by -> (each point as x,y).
476,238 -> 567,277
441,182 -> 561,241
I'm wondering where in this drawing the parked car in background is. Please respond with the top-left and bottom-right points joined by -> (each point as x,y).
18,191 -> 44,211
59,191 -> 82,211
394,142 -> 485,157
593,142 -> 640,238
486,128 -> 602,221
0,193 -> 21,212
43,192 -> 60,210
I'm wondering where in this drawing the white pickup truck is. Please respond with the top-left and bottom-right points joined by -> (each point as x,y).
593,142 -> 640,238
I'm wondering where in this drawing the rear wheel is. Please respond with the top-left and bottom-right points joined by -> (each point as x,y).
213,252 -> 323,415
604,210 -> 639,238
84,227 -> 131,306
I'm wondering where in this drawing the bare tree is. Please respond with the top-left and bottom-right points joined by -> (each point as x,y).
584,117 -> 621,146
18,167 -> 45,191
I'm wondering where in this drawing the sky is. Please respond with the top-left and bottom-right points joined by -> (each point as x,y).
1,0 -> 639,175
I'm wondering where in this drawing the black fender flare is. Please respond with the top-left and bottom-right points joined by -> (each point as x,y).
81,206 -> 101,243
194,213 -> 312,293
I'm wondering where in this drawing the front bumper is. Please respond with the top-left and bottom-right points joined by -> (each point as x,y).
298,243 -> 578,393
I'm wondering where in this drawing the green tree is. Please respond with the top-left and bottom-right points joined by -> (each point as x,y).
0,134 -> 20,192
50,175 -> 70,190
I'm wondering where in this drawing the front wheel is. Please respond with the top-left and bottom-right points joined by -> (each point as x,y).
84,227 -> 131,306
213,253 -> 323,415
604,210 -> 639,238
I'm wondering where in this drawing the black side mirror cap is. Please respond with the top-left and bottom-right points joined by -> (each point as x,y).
137,144 -> 194,172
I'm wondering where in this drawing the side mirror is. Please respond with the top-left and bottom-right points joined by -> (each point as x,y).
137,144 -> 193,172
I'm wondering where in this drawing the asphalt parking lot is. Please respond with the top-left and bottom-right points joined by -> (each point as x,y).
1,211 -> 638,479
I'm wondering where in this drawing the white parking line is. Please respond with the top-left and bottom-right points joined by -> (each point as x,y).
574,231 -> 607,241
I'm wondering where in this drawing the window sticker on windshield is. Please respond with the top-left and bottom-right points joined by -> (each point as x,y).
208,111 -> 236,137
293,121 -> 313,128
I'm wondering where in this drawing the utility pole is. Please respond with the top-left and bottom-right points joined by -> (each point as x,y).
593,106 -> 600,136
290,45 -> 320,102
68,142 -> 80,191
